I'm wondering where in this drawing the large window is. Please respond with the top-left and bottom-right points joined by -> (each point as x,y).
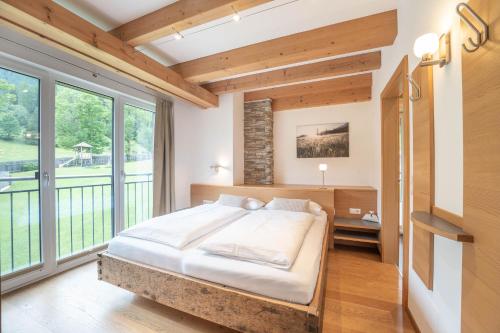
0,67 -> 41,276
124,104 -> 154,229
54,83 -> 114,259
0,56 -> 155,290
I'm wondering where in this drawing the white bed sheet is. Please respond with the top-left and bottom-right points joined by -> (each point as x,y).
107,221 -> 225,274
182,211 -> 327,305
107,210 -> 327,304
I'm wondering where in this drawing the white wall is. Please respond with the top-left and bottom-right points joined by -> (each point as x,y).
274,102 -> 378,187
372,1 -> 464,332
174,94 -> 241,209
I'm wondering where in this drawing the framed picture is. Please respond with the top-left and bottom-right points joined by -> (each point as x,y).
296,123 -> 349,158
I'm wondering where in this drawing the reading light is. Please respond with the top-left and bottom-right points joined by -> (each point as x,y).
319,164 -> 328,188
210,164 -> 223,173
232,13 -> 241,22
413,32 -> 451,67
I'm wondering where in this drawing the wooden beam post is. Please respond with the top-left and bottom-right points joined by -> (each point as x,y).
171,10 -> 397,83
244,73 -> 372,102
204,52 -> 381,95
0,0 -> 218,108
110,0 -> 273,46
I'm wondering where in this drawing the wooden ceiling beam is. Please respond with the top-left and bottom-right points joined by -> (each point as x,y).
0,0 -> 218,108
171,10 -> 397,83
204,51 -> 380,95
244,73 -> 372,102
271,87 -> 372,112
110,0 -> 273,46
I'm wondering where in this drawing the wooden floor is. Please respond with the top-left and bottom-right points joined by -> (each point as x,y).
2,246 -> 415,333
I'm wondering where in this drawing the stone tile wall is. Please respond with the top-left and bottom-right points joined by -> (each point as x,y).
244,99 -> 273,184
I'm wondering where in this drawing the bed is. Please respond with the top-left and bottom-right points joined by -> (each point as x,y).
98,184 -> 334,333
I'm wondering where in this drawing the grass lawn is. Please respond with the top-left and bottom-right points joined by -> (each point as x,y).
0,160 -> 153,275
0,139 -> 74,162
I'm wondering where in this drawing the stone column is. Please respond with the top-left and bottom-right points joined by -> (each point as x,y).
244,99 -> 273,185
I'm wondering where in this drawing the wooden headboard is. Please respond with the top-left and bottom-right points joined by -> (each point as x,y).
190,184 -> 335,223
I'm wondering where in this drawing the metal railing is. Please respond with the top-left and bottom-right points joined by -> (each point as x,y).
0,172 -> 152,276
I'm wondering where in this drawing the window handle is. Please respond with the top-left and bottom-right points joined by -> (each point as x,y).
43,171 -> 50,186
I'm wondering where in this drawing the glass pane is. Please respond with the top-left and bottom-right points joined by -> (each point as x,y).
54,83 -> 113,259
0,67 -> 41,276
124,104 -> 154,229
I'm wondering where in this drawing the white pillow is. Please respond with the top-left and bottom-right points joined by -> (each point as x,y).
265,197 -> 310,213
309,201 -> 322,216
243,198 -> 265,210
217,194 -> 247,208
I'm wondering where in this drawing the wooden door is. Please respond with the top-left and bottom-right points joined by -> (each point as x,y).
461,0 -> 500,331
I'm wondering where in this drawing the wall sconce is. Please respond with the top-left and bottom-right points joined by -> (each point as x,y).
210,164 -> 223,173
318,164 -> 328,188
413,32 -> 451,67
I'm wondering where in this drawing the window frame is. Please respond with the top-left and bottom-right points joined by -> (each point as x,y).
0,51 -> 156,293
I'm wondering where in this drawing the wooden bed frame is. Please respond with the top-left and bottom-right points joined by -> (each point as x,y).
98,184 -> 333,333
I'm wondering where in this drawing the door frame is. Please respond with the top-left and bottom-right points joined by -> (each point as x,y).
380,56 -> 410,308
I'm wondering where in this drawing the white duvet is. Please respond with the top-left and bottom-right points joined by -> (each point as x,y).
199,209 -> 314,269
119,204 -> 247,249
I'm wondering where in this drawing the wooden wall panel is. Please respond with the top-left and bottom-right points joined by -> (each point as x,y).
380,96 -> 400,265
334,188 -> 377,219
190,184 -> 335,225
411,65 -> 435,290
461,0 -> 500,331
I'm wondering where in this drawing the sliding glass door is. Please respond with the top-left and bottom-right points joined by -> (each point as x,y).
54,83 -> 114,259
0,67 -> 42,277
0,54 -> 155,291
123,103 -> 154,229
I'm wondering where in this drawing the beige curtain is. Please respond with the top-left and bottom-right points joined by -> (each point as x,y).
152,98 -> 175,216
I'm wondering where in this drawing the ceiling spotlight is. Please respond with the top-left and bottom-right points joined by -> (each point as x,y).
174,32 -> 183,40
232,13 -> 241,22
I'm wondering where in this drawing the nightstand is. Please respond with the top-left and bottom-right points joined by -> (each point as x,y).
333,217 -> 381,253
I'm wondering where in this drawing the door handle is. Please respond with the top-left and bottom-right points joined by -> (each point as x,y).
43,171 -> 50,186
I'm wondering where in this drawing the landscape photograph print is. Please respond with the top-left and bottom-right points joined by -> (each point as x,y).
296,122 -> 349,158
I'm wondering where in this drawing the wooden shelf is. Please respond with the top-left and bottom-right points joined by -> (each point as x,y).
334,230 -> 380,244
411,211 -> 473,243
334,217 -> 380,232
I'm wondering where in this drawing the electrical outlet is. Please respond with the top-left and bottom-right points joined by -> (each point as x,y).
349,208 -> 361,215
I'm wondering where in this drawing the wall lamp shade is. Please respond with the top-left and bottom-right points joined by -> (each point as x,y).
413,33 -> 439,59
319,164 -> 328,171
210,164 -> 223,173
413,32 -> 451,67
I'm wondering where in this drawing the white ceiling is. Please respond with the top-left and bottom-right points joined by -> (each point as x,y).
56,0 -> 397,66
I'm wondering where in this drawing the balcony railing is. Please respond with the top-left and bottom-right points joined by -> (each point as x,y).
0,173 -> 152,276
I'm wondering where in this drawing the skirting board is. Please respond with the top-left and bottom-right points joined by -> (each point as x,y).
407,307 -> 422,333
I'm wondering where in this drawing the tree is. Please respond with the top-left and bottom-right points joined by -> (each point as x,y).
55,84 -> 112,154
124,105 -> 154,157
0,79 -> 16,110
0,113 -> 21,140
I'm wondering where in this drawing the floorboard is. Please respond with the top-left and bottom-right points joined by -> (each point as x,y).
1,246 -> 415,333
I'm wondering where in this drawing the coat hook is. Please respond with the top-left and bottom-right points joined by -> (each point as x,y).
407,75 -> 421,102
456,3 -> 489,53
